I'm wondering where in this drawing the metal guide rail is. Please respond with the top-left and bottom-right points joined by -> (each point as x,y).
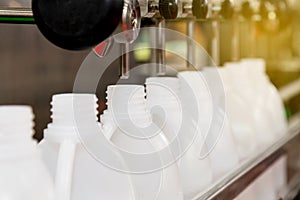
192,114 -> 300,200
0,8 -> 34,23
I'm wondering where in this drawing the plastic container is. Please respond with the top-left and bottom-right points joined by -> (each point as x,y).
0,106 -> 54,200
178,71 -> 239,179
225,62 -> 276,148
241,58 -> 287,138
220,64 -> 257,160
145,77 -> 213,199
101,85 -> 183,200
39,94 -> 135,200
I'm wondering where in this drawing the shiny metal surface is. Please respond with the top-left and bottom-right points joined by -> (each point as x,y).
0,0 -> 32,20
0,6 -> 33,23
0,0 -> 30,8
0,8 -> 32,17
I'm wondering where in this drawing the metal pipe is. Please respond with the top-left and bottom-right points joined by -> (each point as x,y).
0,8 -> 34,23
249,19 -> 257,57
211,19 -> 220,65
187,19 -> 195,69
231,12 -> 240,61
156,20 -> 166,75
120,43 -> 130,79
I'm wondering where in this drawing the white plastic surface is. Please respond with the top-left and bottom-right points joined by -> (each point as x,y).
39,94 -> 135,200
146,77 -> 213,199
220,65 -> 257,160
102,85 -> 183,200
241,59 -> 288,137
225,62 -> 277,148
0,106 -> 54,200
178,71 -> 239,180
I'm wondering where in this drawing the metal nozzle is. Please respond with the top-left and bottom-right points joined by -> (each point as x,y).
115,0 -> 141,79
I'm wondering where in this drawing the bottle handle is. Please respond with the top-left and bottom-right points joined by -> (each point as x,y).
55,140 -> 77,200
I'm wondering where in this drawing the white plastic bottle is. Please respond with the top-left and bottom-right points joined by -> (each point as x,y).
0,106 -> 54,200
100,85 -> 183,200
145,77 -> 213,199
178,71 -> 239,179
220,64 -> 257,160
241,58 -> 287,138
225,63 -> 276,148
39,94 -> 135,200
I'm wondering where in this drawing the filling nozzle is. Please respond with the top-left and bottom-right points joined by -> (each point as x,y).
140,0 -> 179,19
156,20 -> 166,76
240,0 -> 261,57
244,0 -> 289,57
157,0 -> 179,75
208,0 -> 234,65
142,0 -> 179,76
114,0 -> 142,79
176,0 -> 208,19
231,0 -> 242,61
156,0 -> 179,75
184,0 -> 209,69
120,43 -> 131,79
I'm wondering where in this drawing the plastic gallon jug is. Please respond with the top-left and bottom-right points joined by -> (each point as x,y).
145,77 -> 213,199
241,58 -> 287,138
39,94 -> 135,200
225,63 -> 276,148
100,85 -> 183,200
220,64 -> 257,160
178,71 -> 239,179
0,106 -> 54,200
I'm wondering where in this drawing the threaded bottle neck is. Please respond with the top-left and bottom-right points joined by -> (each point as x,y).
0,106 -> 34,137
50,93 -> 98,126
106,85 -> 148,114
225,62 -> 252,89
241,58 -> 266,73
145,77 -> 180,105
0,106 -> 37,159
105,85 -> 151,126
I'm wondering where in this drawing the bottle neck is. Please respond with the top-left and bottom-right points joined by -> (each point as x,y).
241,58 -> 269,85
45,93 -> 99,141
0,106 -> 34,137
145,77 -> 180,107
51,93 -> 98,125
0,106 -> 37,159
106,85 -> 152,126
225,63 -> 253,91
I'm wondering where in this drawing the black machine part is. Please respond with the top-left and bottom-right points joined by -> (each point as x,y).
32,0 -> 124,50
